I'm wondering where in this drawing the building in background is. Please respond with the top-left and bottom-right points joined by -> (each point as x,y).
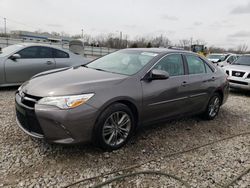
10,30 -> 72,43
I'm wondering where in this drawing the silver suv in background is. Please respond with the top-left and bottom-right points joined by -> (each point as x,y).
223,55 -> 250,90
207,53 -> 238,67
0,43 -> 89,87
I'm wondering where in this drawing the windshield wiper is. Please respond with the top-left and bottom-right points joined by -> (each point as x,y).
91,67 -> 106,72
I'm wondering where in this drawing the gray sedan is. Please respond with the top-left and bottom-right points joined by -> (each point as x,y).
0,43 -> 89,87
16,48 -> 229,150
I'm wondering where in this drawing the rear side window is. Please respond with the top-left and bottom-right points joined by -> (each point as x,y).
18,46 -> 39,59
186,55 -> 206,74
154,54 -> 184,76
54,49 -> 69,58
37,47 -> 53,58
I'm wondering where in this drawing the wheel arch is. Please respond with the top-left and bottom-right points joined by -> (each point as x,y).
96,97 -> 140,125
214,89 -> 224,105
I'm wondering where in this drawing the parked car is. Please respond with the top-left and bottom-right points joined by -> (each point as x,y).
207,53 -> 238,67
0,43 -> 89,87
223,54 -> 250,90
16,48 -> 229,150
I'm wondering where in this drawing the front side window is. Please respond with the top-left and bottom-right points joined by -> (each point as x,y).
186,55 -> 206,74
87,50 -> 158,75
18,46 -> 39,59
154,54 -> 184,76
204,63 -> 214,73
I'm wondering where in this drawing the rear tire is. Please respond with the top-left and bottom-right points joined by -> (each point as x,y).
94,103 -> 135,151
202,93 -> 221,120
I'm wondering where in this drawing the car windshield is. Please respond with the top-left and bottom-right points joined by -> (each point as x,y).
207,54 -> 226,60
233,56 -> 250,66
0,45 -> 22,57
87,50 -> 158,75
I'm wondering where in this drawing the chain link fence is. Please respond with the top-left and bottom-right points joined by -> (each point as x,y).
0,37 -> 117,58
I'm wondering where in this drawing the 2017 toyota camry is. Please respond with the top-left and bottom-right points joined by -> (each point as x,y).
16,48 -> 229,150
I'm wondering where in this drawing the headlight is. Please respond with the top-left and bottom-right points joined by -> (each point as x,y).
37,93 -> 94,109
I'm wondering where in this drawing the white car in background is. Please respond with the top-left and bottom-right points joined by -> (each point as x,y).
223,55 -> 250,90
207,53 -> 238,67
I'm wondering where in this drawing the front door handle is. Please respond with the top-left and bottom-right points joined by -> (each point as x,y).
203,77 -> 216,83
181,81 -> 188,86
46,61 -> 53,65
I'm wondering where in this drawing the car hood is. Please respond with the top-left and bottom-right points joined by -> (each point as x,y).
224,65 -> 250,72
208,58 -> 220,62
21,66 -> 128,97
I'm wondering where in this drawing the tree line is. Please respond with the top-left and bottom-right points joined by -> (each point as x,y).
0,31 -> 249,54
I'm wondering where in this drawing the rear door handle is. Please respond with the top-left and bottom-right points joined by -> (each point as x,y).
46,61 -> 53,65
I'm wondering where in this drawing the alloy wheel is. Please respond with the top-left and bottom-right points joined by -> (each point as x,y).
208,96 -> 220,118
102,111 -> 131,146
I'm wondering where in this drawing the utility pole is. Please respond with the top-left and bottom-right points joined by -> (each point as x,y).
190,37 -> 193,51
4,18 -> 6,36
120,31 -> 122,48
81,29 -> 84,39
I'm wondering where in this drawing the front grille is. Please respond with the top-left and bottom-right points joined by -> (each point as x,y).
16,106 -> 44,135
229,80 -> 248,85
20,92 -> 42,108
232,71 -> 245,77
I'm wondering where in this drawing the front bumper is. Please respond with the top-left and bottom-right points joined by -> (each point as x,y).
228,78 -> 250,90
15,93 -> 98,144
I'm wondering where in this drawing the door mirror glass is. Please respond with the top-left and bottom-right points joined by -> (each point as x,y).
150,69 -> 169,80
9,54 -> 21,60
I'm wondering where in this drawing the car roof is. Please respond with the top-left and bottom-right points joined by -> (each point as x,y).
240,54 -> 250,56
14,43 -> 69,52
122,48 -> 194,55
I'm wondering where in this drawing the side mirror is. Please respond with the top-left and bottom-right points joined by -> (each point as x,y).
9,54 -> 21,61
149,69 -> 169,80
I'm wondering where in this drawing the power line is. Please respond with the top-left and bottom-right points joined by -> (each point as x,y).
0,15 -> 41,31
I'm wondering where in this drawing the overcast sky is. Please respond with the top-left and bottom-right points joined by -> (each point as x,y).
0,0 -> 250,48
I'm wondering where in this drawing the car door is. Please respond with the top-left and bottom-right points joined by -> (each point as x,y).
5,46 -> 56,83
183,54 -> 213,113
53,49 -> 71,68
141,53 -> 190,123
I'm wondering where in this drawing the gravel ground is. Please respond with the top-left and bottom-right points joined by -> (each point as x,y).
0,88 -> 249,188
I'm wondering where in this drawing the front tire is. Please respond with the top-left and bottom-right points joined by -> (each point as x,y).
94,103 -> 135,151
202,93 -> 221,120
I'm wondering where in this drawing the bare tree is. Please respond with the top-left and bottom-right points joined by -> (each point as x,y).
237,44 -> 248,54
179,39 -> 191,50
194,39 -> 207,46
209,46 -> 226,53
